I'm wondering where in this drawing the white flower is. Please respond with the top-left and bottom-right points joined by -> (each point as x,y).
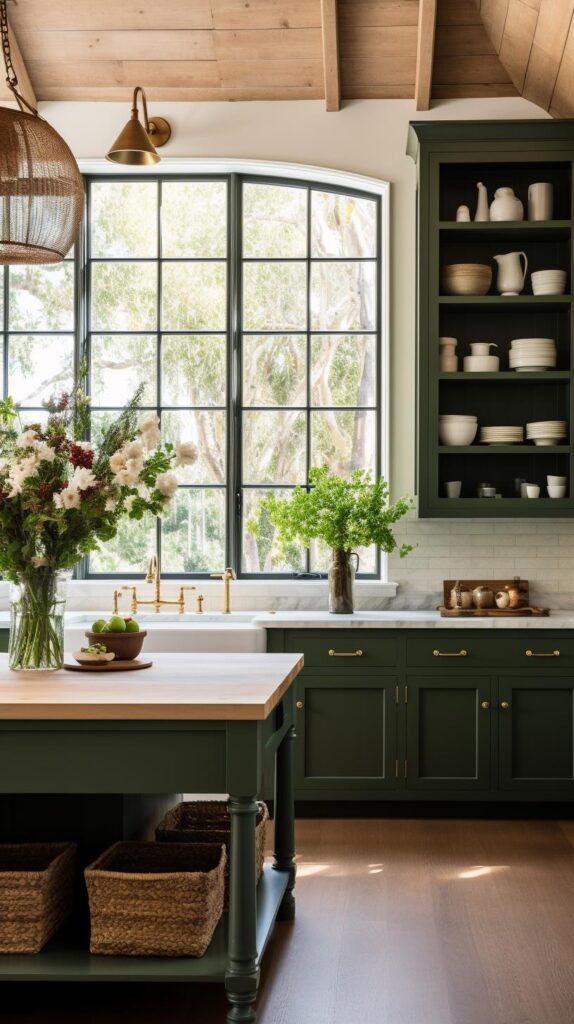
17,428 -> 37,448
52,491 -> 63,509
7,456 -> 39,496
138,412 -> 161,450
34,441 -> 56,464
155,471 -> 178,498
70,467 -> 96,491
59,486 -> 81,510
124,494 -> 137,512
109,451 -> 125,473
75,441 -> 93,453
115,457 -> 142,487
105,496 -> 117,512
175,441 -> 198,467
31,556 -> 48,567
123,439 -> 143,461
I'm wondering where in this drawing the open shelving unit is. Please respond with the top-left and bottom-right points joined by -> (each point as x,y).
408,119 -> 574,518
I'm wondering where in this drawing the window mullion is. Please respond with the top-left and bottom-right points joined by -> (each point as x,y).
228,173 -> 242,575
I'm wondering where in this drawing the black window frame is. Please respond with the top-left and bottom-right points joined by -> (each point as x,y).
3,172 -> 384,580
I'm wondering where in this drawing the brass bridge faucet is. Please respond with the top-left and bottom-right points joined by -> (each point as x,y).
210,567 -> 236,614
117,555 -> 195,614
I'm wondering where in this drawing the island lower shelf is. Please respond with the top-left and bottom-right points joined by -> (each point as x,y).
0,866 -> 289,982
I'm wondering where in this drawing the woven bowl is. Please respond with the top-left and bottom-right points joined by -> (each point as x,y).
84,630 -> 146,660
441,263 -> 492,295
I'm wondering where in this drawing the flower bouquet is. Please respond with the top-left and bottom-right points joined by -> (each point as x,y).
0,381 -> 196,671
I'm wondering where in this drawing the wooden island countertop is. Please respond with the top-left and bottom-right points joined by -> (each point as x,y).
0,652 -> 304,720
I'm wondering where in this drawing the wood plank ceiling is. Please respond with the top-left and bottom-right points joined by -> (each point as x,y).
478,0 -> 574,116
0,0 -> 517,111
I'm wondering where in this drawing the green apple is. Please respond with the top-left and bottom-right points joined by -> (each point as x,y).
91,619 -> 107,634
125,619 -> 140,633
107,615 -> 127,633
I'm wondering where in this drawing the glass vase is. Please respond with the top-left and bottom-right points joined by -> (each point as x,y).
328,549 -> 359,614
9,570 -> 69,672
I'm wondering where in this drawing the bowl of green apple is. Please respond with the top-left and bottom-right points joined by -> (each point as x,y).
85,616 -> 147,661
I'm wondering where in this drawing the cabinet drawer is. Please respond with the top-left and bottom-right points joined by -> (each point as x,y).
284,630 -> 398,668
407,633 -> 574,669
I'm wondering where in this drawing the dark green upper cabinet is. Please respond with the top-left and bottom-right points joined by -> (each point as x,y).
408,119 -> 574,517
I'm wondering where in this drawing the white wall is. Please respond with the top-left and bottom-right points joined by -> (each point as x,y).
44,96 -> 567,608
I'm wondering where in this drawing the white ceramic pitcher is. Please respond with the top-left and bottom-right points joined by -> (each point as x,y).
493,251 -> 528,295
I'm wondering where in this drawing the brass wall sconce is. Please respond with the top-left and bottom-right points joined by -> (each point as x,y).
106,86 -> 171,166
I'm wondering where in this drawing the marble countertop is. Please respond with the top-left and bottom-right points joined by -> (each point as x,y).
1,609 -> 574,630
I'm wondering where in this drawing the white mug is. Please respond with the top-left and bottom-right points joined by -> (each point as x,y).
470,342 -> 497,356
528,182 -> 553,221
526,484 -> 540,499
445,480 -> 462,498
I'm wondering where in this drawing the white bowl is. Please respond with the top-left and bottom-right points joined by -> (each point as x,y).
439,414 -> 477,422
548,485 -> 567,498
463,355 -> 500,372
526,484 -> 540,498
439,421 -> 478,445
547,475 -> 567,485
531,270 -> 567,295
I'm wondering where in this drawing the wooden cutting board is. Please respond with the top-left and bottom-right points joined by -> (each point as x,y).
439,606 -> 549,617
63,659 -> 153,672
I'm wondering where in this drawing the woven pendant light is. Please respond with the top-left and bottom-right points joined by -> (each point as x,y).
0,1 -> 84,264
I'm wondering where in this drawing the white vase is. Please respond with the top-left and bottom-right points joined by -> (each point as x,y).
439,337 -> 458,372
474,182 -> 489,222
490,187 -> 524,222
528,182 -> 553,221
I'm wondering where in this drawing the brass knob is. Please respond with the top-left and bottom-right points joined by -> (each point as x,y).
296,701 -> 304,710
500,701 -> 510,710
480,700 -> 490,710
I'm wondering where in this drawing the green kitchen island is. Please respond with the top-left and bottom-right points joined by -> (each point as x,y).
0,651 -> 304,1023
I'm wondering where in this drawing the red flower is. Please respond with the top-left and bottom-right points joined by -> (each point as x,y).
70,444 -> 94,469
37,482 -> 53,503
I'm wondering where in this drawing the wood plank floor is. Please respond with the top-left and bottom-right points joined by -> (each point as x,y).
6,818 -> 574,1024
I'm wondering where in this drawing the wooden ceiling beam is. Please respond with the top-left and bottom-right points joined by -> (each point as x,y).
415,0 -> 438,109
0,16 -> 37,110
320,0 -> 341,111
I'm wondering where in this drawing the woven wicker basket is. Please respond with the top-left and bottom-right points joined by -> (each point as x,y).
155,801 -> 269,906
0,842 -> 76,954
85,841 -> 226,957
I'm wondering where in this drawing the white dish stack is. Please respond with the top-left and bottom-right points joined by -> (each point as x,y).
509,337 -> 556,372
480,425 -> 524,445
531,269 -> 567,295
525,420 -> 567,446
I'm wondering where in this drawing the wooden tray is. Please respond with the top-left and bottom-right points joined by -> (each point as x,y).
63,659 -> 153,672
439,606 -> 549,617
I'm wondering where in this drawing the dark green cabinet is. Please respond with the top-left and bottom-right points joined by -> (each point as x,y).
498,675 -> 574,794
408,119 -> 574,517
269,627 -> 574,802
405,676 -> 492,792
294,674 -> 398,796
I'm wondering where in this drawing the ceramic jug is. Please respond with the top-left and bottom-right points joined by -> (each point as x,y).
450,581 -> 473,609
493,251 -> 528,295
528,182 -> 553,221
474,182 -> 489,222
456,205 -> 470,222
439,337 -> 458,372
472,585 -> 495,609
490,187 -> 524,222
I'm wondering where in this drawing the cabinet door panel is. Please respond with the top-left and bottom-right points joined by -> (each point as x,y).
406,676 -> 492,791
296,675 -> 397,792
499,677 -> 574,794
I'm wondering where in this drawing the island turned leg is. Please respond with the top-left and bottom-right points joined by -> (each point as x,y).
273,722 -> 296,921
225,795 -> 260,1023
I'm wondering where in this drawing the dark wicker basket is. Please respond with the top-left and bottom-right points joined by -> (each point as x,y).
85,841 -> 226,957
155,801 -> 269,907
0,842 -> 76,954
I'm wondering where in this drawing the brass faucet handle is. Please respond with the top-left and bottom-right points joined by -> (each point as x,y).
145,554 -> 158,585
177,585 -> 196,613
112,589 -> 122,615
196,594 -> 204,614
121,585 -> 138,613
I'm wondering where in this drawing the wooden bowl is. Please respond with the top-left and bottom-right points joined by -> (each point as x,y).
84,630 -> 147,661
441,263 -> 492,296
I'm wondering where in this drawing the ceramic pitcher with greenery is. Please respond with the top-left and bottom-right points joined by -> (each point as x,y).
249,467 -> 413,614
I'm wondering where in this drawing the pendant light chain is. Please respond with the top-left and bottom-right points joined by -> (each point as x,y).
0,0 -> 37,114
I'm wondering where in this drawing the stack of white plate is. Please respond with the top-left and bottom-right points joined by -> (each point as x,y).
531,269 -> 567,296
480,425 -> 524,444
526,420 -> 567,446
509,338 -> 556,372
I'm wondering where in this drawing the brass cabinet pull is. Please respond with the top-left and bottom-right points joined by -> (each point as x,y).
296,701 -> 304,710
480,700 -> 490,710
525,649 -> 560,658
432,649 -> 467,657
328,649 -> 363,657
500,701 -> 510,710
